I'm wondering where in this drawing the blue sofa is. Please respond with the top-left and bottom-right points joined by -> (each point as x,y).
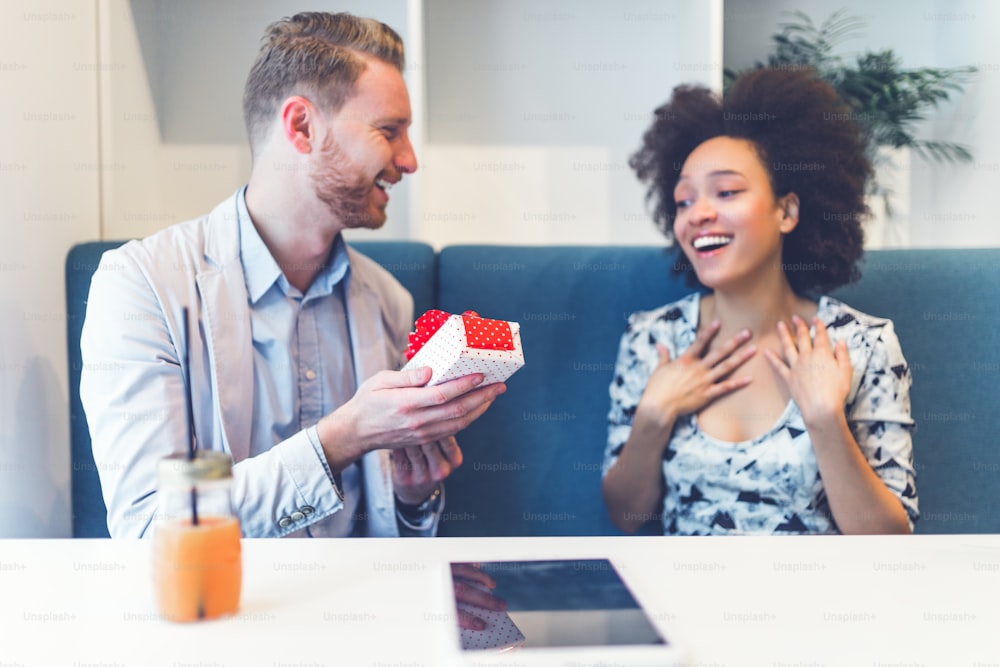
67,242 -> 1000,537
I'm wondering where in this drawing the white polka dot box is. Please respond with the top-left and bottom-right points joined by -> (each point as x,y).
402,309 -> 525,386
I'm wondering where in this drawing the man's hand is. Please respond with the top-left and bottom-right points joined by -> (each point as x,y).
391,436 -> 462,505
316,367 -> 506,473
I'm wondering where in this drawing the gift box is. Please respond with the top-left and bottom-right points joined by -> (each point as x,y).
402,310 -> 525,386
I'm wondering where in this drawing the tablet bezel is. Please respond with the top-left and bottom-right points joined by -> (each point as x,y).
440,557 -> 685,667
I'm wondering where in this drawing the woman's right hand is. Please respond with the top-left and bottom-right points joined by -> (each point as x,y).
634,320 -> 757,433
603,320 -> 758,533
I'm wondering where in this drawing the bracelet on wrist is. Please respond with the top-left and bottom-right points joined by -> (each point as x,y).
395,484 -> 442,520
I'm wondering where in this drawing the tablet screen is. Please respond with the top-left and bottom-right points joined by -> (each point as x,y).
450,558 -> 668,652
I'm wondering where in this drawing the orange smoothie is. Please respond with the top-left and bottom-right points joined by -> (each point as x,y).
153,515 -> 242,622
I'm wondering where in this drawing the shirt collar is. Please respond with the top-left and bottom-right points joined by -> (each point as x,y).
313,233 -> 351,299
237,186 -> 351,303
238,187 -> 282,303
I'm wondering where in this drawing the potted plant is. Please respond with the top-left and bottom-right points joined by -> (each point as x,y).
725,9 -> 977,241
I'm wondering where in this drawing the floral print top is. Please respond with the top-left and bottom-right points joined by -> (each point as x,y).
604,293 -> 919,534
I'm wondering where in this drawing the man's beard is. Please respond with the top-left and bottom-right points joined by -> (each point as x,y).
310,133 -> 385,230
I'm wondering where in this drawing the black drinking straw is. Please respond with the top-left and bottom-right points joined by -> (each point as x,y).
181,307 -> 199,527
181,308 -> 205,620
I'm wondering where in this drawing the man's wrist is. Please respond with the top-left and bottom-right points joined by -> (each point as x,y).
395,484 -> 442,521
316,412 -> 365,474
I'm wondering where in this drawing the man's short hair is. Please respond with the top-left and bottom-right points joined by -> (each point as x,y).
242,12 -> 405,155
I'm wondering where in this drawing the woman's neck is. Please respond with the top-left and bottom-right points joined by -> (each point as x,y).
701,274 -> 815,339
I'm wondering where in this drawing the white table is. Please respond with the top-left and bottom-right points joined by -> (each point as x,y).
2,535 -> 998,665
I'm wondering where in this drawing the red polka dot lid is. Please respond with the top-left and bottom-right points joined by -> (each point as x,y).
405,310 -> 515,360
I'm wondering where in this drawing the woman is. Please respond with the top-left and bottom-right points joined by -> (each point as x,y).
602,69 -> 918,535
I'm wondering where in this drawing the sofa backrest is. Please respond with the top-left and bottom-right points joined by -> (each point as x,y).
67,242 -> 1000,536
436,246 -> 689,535
437,246 -> 1000,536
830,249 -> 1000,533
67,242 -> 123,538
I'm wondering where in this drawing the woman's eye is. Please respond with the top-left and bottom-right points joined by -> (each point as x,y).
674,199 -> 692,209
718,189 -> 742,198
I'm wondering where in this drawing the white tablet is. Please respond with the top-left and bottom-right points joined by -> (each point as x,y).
442,558 -> 684,666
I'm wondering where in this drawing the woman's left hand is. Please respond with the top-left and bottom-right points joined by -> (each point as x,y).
764,315 -> 853,426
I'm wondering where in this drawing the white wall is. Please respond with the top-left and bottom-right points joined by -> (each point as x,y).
101,0 -> 723,247
100,0 -> 1000,248
724,0 -> 1000,248
916,0 -> 1000,248
0,0 -> 100,537
98,0 -> 250,239
99,0 -> 414,241
419,0 -> 722,246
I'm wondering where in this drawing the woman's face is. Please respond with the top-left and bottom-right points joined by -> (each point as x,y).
672,136 -> 797,292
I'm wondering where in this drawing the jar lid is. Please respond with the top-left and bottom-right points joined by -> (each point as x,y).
158,450 -> 233,485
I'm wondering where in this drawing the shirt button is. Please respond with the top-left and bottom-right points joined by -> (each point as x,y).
305,369 -> 317,381
278,516 -> 293,528
301,506 -> 315,516
290,511 -> 305,522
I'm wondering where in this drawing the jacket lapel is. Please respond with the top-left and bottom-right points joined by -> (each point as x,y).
345,255 -> 397,535
192,214 -> 399,530
196,196 -> 254,462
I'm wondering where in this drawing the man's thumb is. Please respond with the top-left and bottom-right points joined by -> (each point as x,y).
373,366 -> 432,389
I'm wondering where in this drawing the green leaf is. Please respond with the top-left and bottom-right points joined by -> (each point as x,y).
741,8 -> 978,213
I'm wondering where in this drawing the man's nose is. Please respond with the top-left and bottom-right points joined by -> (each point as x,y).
394,134 -> 418,174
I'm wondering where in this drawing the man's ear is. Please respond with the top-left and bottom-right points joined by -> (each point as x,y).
280,96 -> 316,154
778,192 -> 800,233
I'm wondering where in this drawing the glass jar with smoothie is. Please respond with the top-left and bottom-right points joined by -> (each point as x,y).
153,450 -> 242,622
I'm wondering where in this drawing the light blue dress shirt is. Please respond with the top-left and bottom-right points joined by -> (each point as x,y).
237,188 -> 361,537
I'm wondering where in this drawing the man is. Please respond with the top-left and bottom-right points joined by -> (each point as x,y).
80,12 -> 505,541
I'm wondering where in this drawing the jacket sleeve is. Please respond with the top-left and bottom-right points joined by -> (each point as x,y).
80,246 -> 194,538
80,245 -> 348,538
